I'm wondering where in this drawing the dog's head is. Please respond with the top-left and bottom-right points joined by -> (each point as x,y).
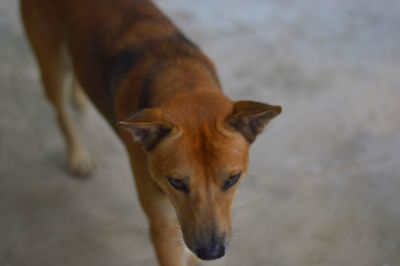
118,91 -> 281,260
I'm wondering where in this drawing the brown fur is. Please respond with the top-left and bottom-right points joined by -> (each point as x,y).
20,0 -> 281,265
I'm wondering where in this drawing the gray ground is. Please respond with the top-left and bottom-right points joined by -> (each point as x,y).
1,0 -> 400,265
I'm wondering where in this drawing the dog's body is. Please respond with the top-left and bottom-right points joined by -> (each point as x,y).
21,0 -> 281,265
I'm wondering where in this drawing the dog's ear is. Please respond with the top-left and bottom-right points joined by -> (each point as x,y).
117,109 -> 172,151
227,101 -> 281,143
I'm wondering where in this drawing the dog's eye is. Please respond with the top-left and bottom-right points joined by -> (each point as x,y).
166,177 -> 189,193
223,173 -> 241,191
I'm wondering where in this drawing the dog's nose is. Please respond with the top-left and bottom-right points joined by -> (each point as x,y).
195,242 -> 225,260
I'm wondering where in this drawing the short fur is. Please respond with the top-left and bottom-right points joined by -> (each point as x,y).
20,0 -> 281,265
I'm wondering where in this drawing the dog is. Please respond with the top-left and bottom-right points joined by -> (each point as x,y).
20,0 -> 281,264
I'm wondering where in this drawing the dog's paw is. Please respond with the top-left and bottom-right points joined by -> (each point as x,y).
68,148 -> 95,178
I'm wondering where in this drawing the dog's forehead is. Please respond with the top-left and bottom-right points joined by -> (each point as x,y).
154,92 -> 249,174
199,132 -> 248,169
156,127 -> 248,177
162,91 -> 233,126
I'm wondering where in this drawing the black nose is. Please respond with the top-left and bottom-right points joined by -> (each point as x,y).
195,242 -> 225,260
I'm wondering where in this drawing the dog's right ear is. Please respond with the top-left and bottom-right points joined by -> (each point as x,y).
117,109 -> 172,151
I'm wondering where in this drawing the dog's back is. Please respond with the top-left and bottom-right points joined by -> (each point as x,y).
21,0 -> 218,123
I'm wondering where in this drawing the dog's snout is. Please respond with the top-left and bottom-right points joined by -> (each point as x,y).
195,239 -> 225,260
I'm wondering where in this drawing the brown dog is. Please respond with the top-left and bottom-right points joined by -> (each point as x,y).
20,0 -> 281,264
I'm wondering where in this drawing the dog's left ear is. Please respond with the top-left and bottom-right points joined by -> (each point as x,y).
117,108 -> 172,151
227,101 -> 282,143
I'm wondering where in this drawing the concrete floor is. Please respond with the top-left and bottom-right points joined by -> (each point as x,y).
1,0 -> 400,265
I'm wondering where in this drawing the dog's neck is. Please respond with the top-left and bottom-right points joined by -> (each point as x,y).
147,58 -> 221,108
114,55 -> 222,122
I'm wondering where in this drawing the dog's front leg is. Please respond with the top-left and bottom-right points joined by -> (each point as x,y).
127,146 -> 185,266
150,218 -> 185,266
187,254 -> 201,266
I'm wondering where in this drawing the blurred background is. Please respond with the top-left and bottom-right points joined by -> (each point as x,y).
1,0 -> 400,265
